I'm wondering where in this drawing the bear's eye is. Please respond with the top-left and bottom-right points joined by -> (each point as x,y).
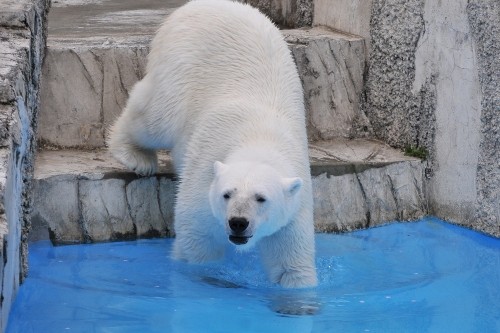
256,195 -> 266,203
223,192 -> 231,200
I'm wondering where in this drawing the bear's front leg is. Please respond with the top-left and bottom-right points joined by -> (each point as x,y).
265,256 -> 317,288
172,218 -> 226,263
259,219 -> 317,288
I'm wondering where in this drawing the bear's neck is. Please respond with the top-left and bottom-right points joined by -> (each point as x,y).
225,145 -> 293,175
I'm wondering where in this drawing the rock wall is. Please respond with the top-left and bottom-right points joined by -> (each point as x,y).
365,0 -> 428,149
0,0 -> 49,329
0,0 -> 495,328
364,0 -> 499,236
466,0 -> 500,237
313,160 -> 426,232
283,28 -> 370,140
38,26 -> 368,148
238,0 -> 313,28
38,44 -> 149,148
32,173 -> 176,244
313,0 -> 373,51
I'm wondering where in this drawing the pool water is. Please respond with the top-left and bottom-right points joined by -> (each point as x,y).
7,217 -> 500,333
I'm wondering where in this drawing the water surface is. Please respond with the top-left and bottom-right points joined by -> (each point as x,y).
7,217 -> 500,332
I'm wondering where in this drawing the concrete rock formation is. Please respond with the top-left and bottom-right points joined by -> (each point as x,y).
362,0 -> 500,236
239,0 -> 313,28
38,27 -> 368,148
0,0 -> 50,329
467,0 -> 500,237
30,141 -> 425,244
283,27 -> 371,140
0,0 -> 498,327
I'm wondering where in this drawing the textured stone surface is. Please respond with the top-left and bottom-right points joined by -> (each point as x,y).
39,45 -> 149,148
31,176 -> 83,244
284,27 -> 370,140
0,0 -> 50,329
467,0 -> 500,237
239,0 -> 313,28
32,149 -> 175,178
365,0 -> 427,150
313,160 -> 425,233
48,0 -> 184,39
312,172 -> 368,232
37,0 -> 182,148
159,177 -> 176,235
30,149 -> 176,243
31,175 -> 176,244
413,0 -> 483,228
2,0 -> 496,329
313,0 -> 372,50
80,179 -> 134,242
31,140 -> 424,243
40,25 -> 368,147
126,177 -> 168,238
364,0 -> 499,237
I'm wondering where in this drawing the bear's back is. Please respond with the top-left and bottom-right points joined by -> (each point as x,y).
147,0 -> 304,121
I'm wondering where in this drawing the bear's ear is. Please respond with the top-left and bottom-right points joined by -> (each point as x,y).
282,177 -> 303,197
213,161 -> 228,176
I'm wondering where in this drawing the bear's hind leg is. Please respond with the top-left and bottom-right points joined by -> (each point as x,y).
108,79 -> 159,176
108,113 -> 158,176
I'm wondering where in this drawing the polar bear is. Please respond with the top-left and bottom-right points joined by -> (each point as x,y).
108,0 -> 317,288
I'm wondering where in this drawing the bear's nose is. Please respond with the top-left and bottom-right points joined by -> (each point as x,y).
229,217 -> 249,233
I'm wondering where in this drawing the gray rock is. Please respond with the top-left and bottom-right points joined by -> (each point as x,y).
0,0 -> 42,29
33,148 -> 175,178
32,140 -> 425,242
414,0 -> 483,231
48,0 -> 182,39
31,149 -> 176,243
39,48 -> 105,147
386,161 -> 426,221
284,27 -> 370,140
357,166 -> 398,225
313,172 -> 369,232
39,7 -> 368,148
0,105 -> 15,148
80,179 -> 135,242
38,45 -> 149,148
365,0 -> 426,149
364,0 -> 499,237
313,160 -> 426,233
31,176 -> 84,244
313,0 -> 373,51
159,177 -> 177,236
101,47 -> 149,126
467,0 -> 500,237
239,0 -> 313,28
0,0 -> 50,329
126,177 -> 168,238
37,0 -> 175,148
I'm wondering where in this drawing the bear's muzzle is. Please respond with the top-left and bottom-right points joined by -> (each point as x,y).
228,217 -> 252,245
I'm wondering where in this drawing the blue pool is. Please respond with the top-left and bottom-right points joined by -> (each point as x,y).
7,217 -> 500,332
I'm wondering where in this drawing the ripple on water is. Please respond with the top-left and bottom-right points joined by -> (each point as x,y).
7,217 -> 500,333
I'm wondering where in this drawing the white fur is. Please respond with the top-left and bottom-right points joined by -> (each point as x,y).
108,0 -> 317,288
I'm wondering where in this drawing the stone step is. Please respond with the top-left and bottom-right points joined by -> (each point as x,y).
312,0 -> 373,49
30,139 -> 426,244
37,0 -> 368,149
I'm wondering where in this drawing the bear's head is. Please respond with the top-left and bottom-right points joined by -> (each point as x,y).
209,160 -> 303,249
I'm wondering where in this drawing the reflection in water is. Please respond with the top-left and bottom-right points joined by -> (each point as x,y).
7,217 -> 500,333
